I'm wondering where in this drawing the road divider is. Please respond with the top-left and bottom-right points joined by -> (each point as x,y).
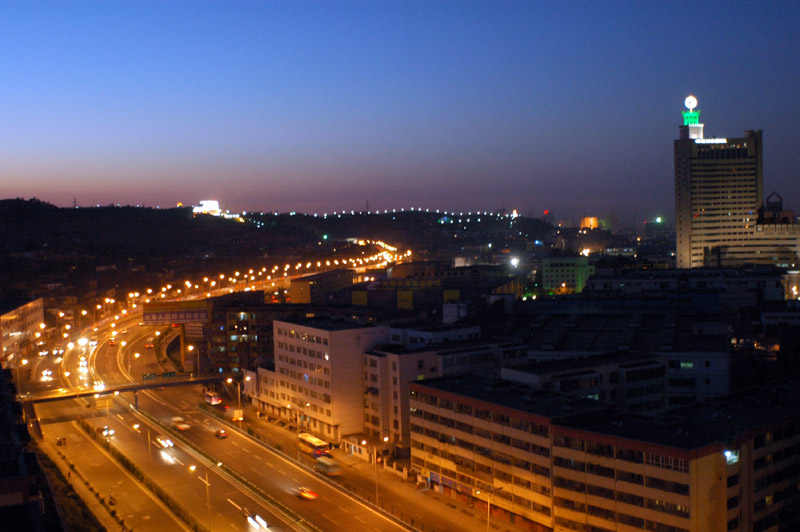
75,417 -> 211,532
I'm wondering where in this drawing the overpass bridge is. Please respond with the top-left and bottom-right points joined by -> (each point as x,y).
18,374 -> 226,404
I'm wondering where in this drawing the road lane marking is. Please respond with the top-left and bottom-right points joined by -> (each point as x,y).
173,456 -> 184,466
116,414 -> 125,420
227,498 -> 242,510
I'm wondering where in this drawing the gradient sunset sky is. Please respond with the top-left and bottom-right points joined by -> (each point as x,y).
2,1 -> 798,224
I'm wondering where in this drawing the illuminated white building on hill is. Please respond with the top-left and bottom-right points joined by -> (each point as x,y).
193,200 -> 221,216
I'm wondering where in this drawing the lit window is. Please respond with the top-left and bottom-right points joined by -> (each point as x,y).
724,449 -> 739,465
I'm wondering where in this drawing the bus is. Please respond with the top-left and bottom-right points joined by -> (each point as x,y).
314,456 -> 340,476
298,432 -> 330,457
204,391 -> 222,405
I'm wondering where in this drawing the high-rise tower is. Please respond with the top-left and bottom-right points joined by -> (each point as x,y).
674,95 -> 763,268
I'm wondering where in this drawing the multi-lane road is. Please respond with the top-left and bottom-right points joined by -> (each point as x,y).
26,307 -> 497,532
28,313 -> 414,532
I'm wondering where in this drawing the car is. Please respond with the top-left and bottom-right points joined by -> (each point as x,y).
98,426 -> 115,437
215,429 -> 228,439
295,487 -> 318,500
155,435 -> 174,448
145,342 -> 154,349
108,339 -> 116,346
171,416 -> 191,431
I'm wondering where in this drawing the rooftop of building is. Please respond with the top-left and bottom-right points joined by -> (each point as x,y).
411,375 -> 607,421
276,316 -> 380,332
521,310 -> 728,354
372,336 -> 524,356
588,266 -> 785,281
504,351 -> 661,376
412,374 -> 800,452
0,298 -> 39,318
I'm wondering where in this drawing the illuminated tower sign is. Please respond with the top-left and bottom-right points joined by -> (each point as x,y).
681,95 -> 700,125
678,94 -> 704,140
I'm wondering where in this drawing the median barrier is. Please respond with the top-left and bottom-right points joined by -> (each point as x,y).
135,406 -> 323,532
76,417 -> 210,532
194,403 -> 421,532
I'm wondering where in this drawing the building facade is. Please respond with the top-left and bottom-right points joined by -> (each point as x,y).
541,257 -> 595,295
409,375 -> 800,532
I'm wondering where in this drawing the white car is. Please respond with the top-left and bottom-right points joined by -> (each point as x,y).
155,435 -> 174,448
171,416 -> 191,431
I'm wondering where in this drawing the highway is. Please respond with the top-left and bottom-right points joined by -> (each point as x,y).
25,279 -> 495,532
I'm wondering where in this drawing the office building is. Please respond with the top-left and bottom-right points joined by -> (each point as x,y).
674,95 -> 800,268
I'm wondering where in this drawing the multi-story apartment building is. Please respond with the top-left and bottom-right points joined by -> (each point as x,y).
260,318 -> 391,443
541,257 -> 595,295
247,318 -> 526,458
367,336 -> 526,455
409,374 -> 800,532
0,298 -> 44,372
205,292 -> 296,373
289,269 -> 354,304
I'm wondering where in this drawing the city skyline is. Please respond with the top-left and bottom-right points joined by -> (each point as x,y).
2,2 -> 799,222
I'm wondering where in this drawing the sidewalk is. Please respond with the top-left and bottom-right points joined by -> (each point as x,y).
232,400 -> 529,532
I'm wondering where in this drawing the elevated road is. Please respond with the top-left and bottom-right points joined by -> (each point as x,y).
19,375 -> 225,403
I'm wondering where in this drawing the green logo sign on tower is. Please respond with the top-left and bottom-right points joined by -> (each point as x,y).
682,94 -> 700,125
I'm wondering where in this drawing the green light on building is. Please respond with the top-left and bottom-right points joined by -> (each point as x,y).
682,109 -> 700,126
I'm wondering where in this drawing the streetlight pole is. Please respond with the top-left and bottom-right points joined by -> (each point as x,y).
487,486 -> 503,532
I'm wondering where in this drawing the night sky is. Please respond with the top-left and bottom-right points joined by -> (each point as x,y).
2,2 -> 798,225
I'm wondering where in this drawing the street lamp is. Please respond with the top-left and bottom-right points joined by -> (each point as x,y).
190,465 -> 210,509
362,436 -> 389,504
485,486 -> 504,532
227,377 -> 243,425
187,345 -> 197,376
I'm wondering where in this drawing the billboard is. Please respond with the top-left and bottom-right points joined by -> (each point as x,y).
142,300 -> 208,325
